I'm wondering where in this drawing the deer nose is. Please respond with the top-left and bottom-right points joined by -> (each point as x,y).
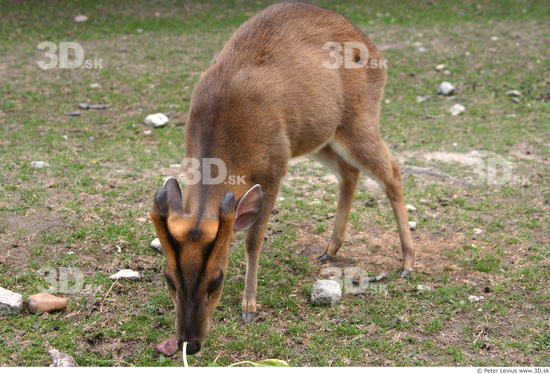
178,339 -> 201,355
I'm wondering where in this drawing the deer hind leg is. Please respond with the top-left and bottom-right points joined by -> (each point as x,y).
312,146 -> 360,261
331,122 -> 415,277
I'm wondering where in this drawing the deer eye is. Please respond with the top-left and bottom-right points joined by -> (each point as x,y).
207,271 -> 224,294
164,270 -> 176,289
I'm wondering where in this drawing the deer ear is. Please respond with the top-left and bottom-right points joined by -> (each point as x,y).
161,176 -> 184,215
233,184 -> 263,233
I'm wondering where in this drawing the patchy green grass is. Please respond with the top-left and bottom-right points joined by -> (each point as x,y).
1,0 -> 549,367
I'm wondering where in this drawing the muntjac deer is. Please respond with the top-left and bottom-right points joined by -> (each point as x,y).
150,2 -> 415,355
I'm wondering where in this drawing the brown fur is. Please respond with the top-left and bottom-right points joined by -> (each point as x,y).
150,2 -> 415,354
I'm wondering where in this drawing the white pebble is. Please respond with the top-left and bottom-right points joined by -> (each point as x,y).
450,104 -> 466,116
109,269 -> 140,281
144,113 -> 169,128
31,161 -> 50,168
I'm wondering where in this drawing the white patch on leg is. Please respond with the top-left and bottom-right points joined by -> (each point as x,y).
329,140 -> 384,189
311,151 -> 342,183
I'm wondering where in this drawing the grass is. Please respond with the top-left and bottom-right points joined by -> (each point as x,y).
0,0 -> 549,367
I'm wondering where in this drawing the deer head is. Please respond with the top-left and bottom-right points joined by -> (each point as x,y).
150,177 -> 263,355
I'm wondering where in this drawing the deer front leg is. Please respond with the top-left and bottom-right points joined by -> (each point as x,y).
241,185 -> 279,323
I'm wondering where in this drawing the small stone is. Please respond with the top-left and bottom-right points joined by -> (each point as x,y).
468,295 -> 484,303
49,350 -> 78,367
66,111 -> 80,116
435,64 -> 445,71
506,90 -> 521,97
449,104 -> 466,116
484,286 -> 491,293
408,221 -> 417,231
0,287 -> 23,316
78,103 -> 89,109
88,104 -> 111,110
156,338 -> 179,357
437,81 -> 455,96
406,204 -> 416,212
491,36 -> 499,41
474,228 -> 483,235
90,83 -> 102,89
417,285 -> 433,293
137,28 -> 144,34
143,129 -> 152,135
145,113 -> 169,128
74,15 -> 88,23
109,269 -> 141,281
31,161 -> 50,168
151,238 -> 164,253
26,293 -> 68,314
443,70 -> 451,76
311,280 -> 342,307
416,96 -> 427,103
511,97 -> 520,104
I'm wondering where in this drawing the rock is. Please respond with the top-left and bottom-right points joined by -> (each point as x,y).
511,97 -> 520,104
413,42 -> 426,52
417,285 -> 433,293
435,64 -> 445,71
484,286 -> 491,293
443,70 -> 451,76
66,111 -> 80,116
505,90 -> 521,97
74,15 -> 88,23
473,228 -> 483,235
408,221 -> 417,231
49,349 -> 78,367
90,83 -> 102,89
156,338 -> 179,357
151,238 -> 164,253
137,28 -> 144,34
145,113 -> 169,128
88,104 -> 111,110
31,161 -> 50,168
416,96 -> 427,103
79,103 -> 111,110
311,280 -> 341,307
491,36 -> 499,41
437,81 -> 455,96
0,287 -> 23,316
449,104 -> 466,116
468,295 -> 484,303
406,204 -> 416,212
26,293 -> 68,314
143,129 -> 152,135
109,269 -> 141,281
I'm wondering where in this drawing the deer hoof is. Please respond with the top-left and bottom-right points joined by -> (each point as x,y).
317,253 -> 332,262
242,311 -> 256,324
399,269 -> 412,278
